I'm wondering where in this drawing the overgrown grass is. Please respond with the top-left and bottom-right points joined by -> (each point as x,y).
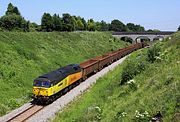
53,32 -> 180,122
0,32 -> 128,116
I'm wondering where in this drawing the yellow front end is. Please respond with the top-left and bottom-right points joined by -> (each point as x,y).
33,87 -> 50,97
33,77 -> 69,98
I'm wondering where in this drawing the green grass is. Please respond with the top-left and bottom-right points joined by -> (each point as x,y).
0,31 -> 128,116
53,32 -> 180,122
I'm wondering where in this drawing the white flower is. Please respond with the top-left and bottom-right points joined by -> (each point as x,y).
144,111 -> 149,115
94,106 -> 101,112
122,112 -> 127,117
127,79 -> 135,84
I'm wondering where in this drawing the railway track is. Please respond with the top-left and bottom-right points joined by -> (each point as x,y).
6,105 -> 44,122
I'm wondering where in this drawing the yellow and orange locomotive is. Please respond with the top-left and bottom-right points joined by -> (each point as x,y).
33,64 -> 82,103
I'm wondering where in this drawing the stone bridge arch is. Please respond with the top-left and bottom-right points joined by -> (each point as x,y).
153,36 -> 164,41
112,31 -> 174,43
120,36 -> 133,43
136,36 -> 151,43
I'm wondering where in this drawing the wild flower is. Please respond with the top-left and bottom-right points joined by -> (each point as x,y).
155,56 -> 163,62
127,79 -> 135,84
121,112 -> 127,117
134,110 -> 150,119
94,106 -> 102,113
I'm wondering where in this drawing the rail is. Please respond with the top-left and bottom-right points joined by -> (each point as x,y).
6,105 -> 44,122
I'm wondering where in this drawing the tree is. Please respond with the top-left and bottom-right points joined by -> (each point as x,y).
0,14 -> 28,31
52,14 -> 63,31
6,3 -> 20,15
147,29 -> 160,32
95,21 -> 101,31
178,26 -> 180,31
5,3 -> 14,15
87,19 -> 96,31
81,18 -> 87,30
62,13 -> 76,31
135,25 -> 145,32
41,13 -> 53,32
76,17 -> 84,30
0,3 -> 29,31
147,29 -> 153,32
29,22 -> 39,32
71,16 -> 77,31
127,23 -> 145,32
109,19 -> 127,32
99,20 -> 109,31
13,7 -> 21,15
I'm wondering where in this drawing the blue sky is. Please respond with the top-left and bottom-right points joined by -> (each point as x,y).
0,0 -> 180,31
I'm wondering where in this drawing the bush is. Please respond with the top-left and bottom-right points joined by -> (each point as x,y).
147,45 -> 161,63
121,61 -> 135,84
121,61 -> 147,84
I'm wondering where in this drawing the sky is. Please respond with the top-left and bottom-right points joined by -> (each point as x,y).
0,0 -> 180,31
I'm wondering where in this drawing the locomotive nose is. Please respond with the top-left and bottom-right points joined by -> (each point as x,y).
33,88 -> 48,96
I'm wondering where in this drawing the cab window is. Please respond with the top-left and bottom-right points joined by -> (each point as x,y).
33,81 -> 51,88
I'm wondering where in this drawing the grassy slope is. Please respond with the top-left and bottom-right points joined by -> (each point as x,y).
0,32 -> 128,116
53,32 -> 180,122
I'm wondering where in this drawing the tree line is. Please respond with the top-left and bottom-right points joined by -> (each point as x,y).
0,3 -> 145,32
0,3 -> 179,32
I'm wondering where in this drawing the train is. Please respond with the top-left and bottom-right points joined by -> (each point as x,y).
33,42 -> 148,104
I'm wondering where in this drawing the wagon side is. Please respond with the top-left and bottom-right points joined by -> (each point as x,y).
92,55 -> 111,70
80,59 -> 99,80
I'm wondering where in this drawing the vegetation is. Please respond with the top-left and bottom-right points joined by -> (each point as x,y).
0,3 -> 146,32
109,20 -> 127,32
0,3 -> 29,32
178,25 -> 180,31
0,32 -> 128,116
53,32 -> 180,122
147,29 -> 161,32
127,23 -> 145,32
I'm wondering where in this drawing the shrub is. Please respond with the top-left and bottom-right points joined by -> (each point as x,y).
121,61 -> 135,84
121,61 -> 147,84
147,45 -> 161,63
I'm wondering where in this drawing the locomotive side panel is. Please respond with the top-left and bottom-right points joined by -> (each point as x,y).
68,71 -> 82,85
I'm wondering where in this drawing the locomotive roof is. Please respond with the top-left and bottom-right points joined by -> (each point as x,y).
35,64 -> 81,82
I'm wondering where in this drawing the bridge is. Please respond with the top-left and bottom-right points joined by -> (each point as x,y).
112,31 -> 174,43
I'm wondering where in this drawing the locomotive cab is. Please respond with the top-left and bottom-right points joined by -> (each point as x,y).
33,78 -> 52,99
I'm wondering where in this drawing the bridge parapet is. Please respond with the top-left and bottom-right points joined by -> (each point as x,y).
112,31 -> 174,35
112,31 -> 174,42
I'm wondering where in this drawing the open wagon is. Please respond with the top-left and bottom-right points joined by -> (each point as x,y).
92,55 -> 111,70
80,59 -> 99,80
